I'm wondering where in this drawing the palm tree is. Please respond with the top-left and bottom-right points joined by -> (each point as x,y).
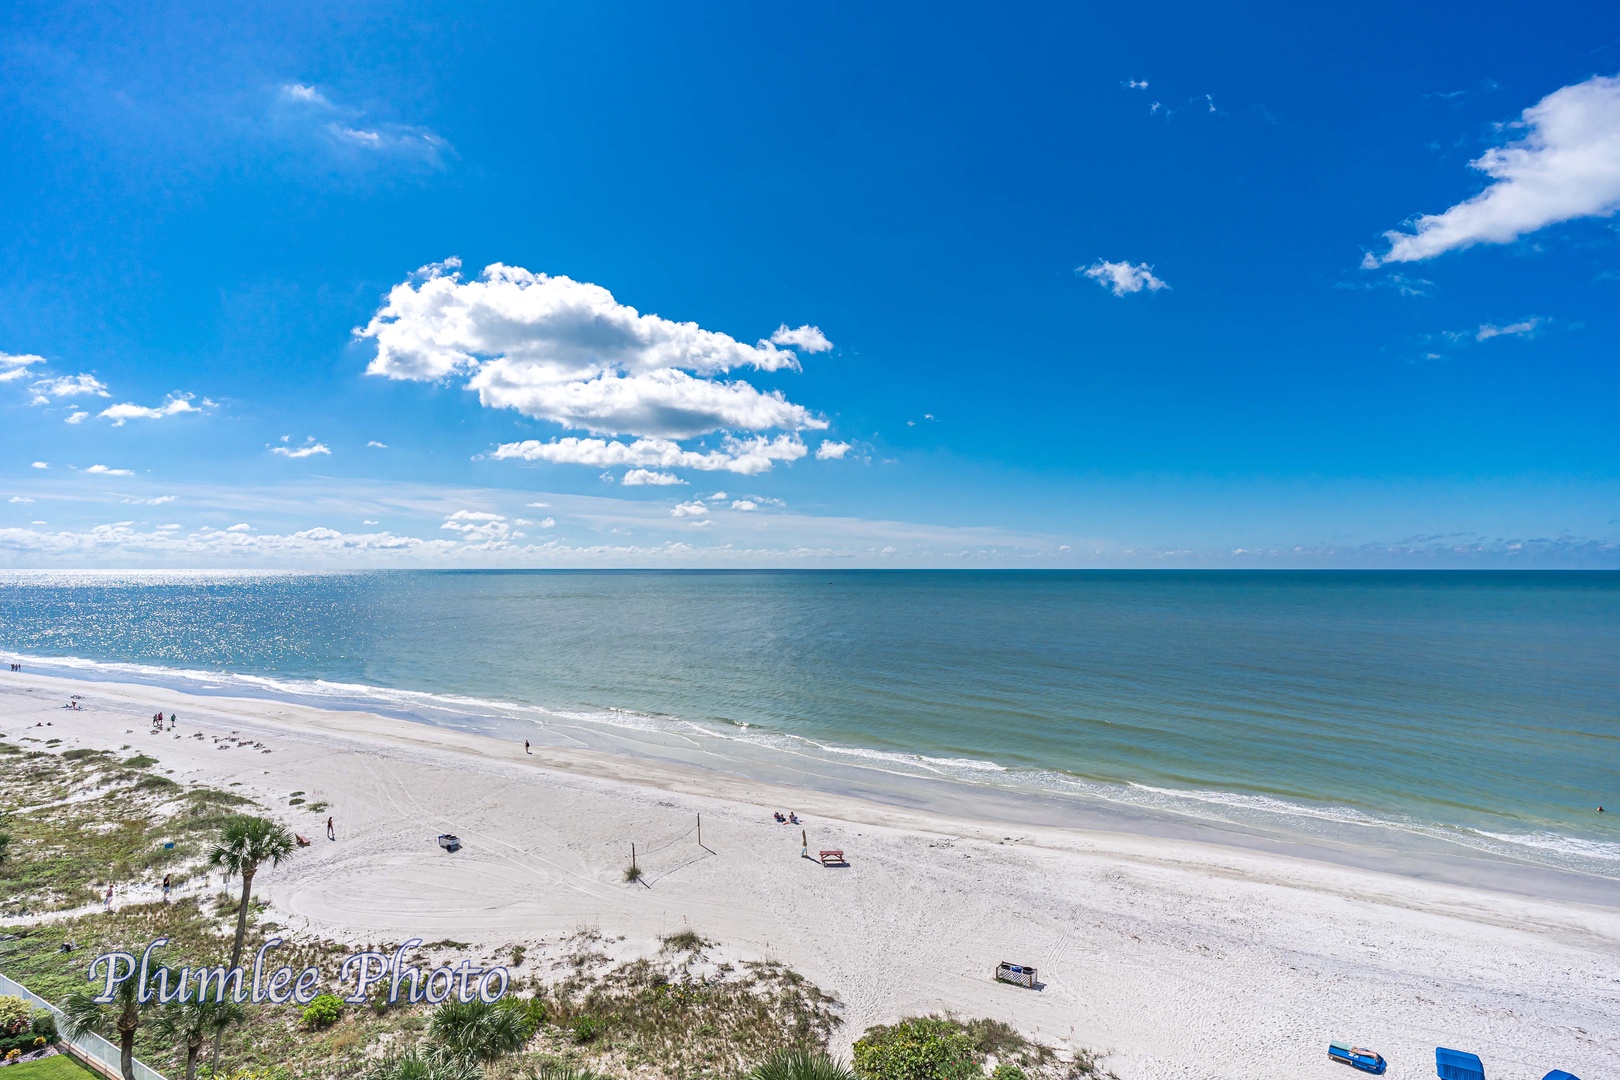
150,996 -> 246,1080
747,1049 -> 858,1080
429,999 -> 532,1063
365,1049 -> 483,1080
60,969 -> 159,1080
527,1063 -> 604,1080
206,814 -> 295,1073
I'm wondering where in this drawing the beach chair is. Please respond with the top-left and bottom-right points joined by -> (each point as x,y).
294,834 -> 311,847
1329,1043 -> 1387,1074
817,849 -> 846,866
1436,1048 -> 1485,1080
995,962 -> 1037,989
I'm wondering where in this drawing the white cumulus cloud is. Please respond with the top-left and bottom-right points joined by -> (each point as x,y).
731,500 -> 758,512
1371,74 -> 1620,265
490,434 -> 809,476
1081,260 -> 1170,296
65,411 -> 88,424
621,469 -> 686,486
769,324 -> 834,352
31,462 -> 47,469
32,374 -> 109,400
84,464 -> 134,476
816,440 -> 852,461
100,393 -> 209,425
439,510 -> 528,544
671,500 -> 709,518
9,496 -> 34,504
359,261 -> 827,441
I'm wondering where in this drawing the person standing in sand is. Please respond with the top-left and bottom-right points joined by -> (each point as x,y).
162,873 -> 170,902
525,739 -> 531,754
103,884 -> 113,912
327,816 -> 335,841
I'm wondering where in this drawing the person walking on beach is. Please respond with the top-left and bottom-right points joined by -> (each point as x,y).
525,739 -> 531,754
162,873 -> 170,902
103,884 -> 113,912
326,816 -> 335,841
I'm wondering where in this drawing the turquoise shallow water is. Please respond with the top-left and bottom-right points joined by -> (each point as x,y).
2,570 -> 1617,878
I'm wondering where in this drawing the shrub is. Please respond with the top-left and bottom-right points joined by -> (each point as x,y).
30,1012 -> 57,1041
660,930 -> 710,953
992,1067 -> 1026,1080
122,754 -> 159,768
301,993 -> 344,1030
853,1017 -> 981,1080
0,996 -> 29,1036
570,1015 -> 603,1043
623,864 -> 643,883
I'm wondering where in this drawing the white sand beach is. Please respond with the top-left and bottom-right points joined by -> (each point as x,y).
4,671 -> 1617,1080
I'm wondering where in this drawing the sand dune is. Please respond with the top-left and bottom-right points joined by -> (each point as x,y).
3,672 -> 1617,1080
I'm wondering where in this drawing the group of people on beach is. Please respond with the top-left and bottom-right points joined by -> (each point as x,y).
8,663 -> 20,672
150,711 -> 174,731
773,811 -> 802,825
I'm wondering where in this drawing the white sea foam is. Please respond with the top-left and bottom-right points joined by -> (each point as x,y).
6,647 -> 1617,881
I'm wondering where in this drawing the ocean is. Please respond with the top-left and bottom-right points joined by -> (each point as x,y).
3,569 -> 1617,881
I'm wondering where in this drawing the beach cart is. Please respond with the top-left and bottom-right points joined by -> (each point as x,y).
1329,1044 -> 1387,1074
1436,1048 -> 1485,1080
437,834 -> 461,853
995,962 -> 1037,989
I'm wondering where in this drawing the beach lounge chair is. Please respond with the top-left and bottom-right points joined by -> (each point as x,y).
1329,1044 -> 1387,1074
1436,1048 -> 1485,1080
817,849 -> 846,866
294,834 -> 311,847
1541,1072 -> 1581,1080
438,834 -> 461,852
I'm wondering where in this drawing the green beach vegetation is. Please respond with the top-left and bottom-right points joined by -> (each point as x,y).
0,741 -> 1110,1080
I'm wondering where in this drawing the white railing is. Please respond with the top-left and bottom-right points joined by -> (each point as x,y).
0,970 -> 167,1080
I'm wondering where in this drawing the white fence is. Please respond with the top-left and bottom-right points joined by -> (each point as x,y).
0,970 -> 167,1080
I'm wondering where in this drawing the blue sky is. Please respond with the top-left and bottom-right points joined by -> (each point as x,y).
2,2 -> 1618,567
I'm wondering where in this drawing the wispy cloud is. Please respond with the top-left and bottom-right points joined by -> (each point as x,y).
83,464 -> 134,476
0,353 -> 46,382
1475,317 -> 1542,341
275,83 -> 450,166
269,437 -> 332,459
1335,272 -> 1436,297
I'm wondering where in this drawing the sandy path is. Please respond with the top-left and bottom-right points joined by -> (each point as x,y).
2,672 -> 1616,1080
